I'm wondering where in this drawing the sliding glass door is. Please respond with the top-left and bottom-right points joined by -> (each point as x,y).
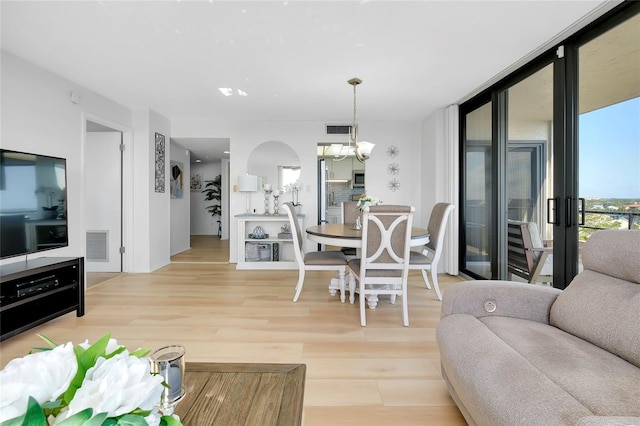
459,3 -> 638,287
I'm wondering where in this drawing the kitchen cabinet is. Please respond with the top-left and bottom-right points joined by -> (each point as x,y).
325,157 -> 353,181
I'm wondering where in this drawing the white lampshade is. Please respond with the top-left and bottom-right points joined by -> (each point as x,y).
356,141 -> 375,158
238,175 -> 259,192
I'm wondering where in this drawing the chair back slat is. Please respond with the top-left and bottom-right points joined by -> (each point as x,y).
362,205 -> 414,275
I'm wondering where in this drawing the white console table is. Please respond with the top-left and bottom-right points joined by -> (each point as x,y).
235,214 -> 304,270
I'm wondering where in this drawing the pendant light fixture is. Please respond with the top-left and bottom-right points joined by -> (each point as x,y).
333,78 -> 375,162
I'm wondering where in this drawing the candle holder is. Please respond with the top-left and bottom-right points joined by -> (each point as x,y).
150,344 -> 186,416
264,189 -> 273,215
273,192 -> 280,215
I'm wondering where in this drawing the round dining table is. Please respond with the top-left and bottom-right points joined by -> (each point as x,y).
305,223 -> 430,304
306,223 -> 430,248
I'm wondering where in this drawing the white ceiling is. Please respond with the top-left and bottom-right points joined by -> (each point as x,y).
1,0 -> 613,161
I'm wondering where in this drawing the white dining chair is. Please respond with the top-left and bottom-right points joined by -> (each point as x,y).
340,201 -> 359,258
348,205 -> 414,326
283,202 -> 349,303
408,203 -> 454,301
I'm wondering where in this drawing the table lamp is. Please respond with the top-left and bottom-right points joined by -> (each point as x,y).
238,174 -> 259,213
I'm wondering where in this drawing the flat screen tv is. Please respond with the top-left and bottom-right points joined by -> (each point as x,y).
0,149 -> 68,259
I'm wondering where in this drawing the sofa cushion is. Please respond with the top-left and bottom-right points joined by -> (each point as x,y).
480,316 -> 640,417
437,314 -> 593,426
550,230 -> 640,367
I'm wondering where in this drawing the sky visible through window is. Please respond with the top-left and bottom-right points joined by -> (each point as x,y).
579,97 -> 640,199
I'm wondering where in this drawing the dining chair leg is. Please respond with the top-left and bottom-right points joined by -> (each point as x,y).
402,288 -> 409,326
420,269 -> 432,290
293,268 -> 305,302
431,268 -> 442,301
359,281 -> 367,327
349,274 -> 356,304
338,268 -> 346,303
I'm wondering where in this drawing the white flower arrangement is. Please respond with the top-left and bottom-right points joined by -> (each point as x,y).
0,334 -> 182,426
356,195 -> 382,212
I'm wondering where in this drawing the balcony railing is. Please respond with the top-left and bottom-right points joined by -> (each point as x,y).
579,209 -> 640,240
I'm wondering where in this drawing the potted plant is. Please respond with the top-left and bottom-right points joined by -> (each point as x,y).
202,175 -> 222,237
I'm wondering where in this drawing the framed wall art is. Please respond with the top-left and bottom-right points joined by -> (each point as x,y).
154,132 -> 165,193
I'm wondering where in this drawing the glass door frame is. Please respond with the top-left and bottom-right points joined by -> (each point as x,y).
458,2 -> 639,288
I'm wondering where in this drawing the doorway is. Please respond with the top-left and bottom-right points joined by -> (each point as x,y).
84,119 -> 130,287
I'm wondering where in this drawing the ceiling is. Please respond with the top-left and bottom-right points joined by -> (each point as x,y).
1,0 -> 613,162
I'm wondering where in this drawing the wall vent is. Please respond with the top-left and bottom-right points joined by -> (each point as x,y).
86,231 -> 108,262
326,125 -> 352,135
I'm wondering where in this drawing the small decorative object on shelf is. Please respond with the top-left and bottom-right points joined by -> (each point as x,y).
263,184 -> 273,215
250,226 -> 267,239
278,223 -> 292,239
0,333 -> 183,426
273,190 -> 280,215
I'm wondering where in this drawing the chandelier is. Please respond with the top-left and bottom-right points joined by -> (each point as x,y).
332,78 -> 375,162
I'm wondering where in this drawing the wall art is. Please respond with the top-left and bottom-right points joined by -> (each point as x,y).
154,132 -> 165,193
170,161 -> 184,199
190,173 -> 203,191
388,178 -> 401,192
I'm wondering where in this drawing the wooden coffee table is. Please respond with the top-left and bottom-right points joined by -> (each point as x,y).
174,362 -> 306,426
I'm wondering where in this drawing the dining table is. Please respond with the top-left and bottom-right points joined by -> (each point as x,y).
305,223 -> 430,304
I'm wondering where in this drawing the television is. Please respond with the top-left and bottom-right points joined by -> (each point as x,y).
0,149 -> 68,259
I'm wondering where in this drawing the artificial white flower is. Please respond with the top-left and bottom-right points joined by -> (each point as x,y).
59,351 -> 163,421
356,195 -> 382,211
0,343 -> 77,422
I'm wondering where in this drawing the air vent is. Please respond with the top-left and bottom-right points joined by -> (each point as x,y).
86,231 -> 108,262
326,125 -> 352,135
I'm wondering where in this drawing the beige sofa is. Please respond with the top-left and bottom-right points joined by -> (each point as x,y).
437,230 -> 640,426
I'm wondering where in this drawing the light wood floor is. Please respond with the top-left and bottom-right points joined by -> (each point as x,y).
170,235 -> 230,264
1,239 -> 467,425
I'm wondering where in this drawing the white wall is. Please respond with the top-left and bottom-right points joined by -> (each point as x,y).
1,51 -> 129,266
190,161 -> 222,236
1,51 -> 174,272
172,119 -> 424,264
169,142 -> 190,255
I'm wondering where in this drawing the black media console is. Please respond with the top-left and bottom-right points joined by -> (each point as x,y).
0,257 -> 84,342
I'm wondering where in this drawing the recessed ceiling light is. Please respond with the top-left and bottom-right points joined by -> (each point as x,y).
223,151 -> 230,154
195,159 -> 202,163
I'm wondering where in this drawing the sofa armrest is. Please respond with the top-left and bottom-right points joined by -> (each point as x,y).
441,280 -> 562,324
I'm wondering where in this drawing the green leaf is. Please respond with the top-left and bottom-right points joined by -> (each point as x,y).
83,413 -> 108,426
129,347 -> 151,358
3,397 -> 49,426
36,334 -> 59,348
101,419 -> 118,426
114,415 -> 148,426
54,408 -> 95,426
160,415 -> 183,426
0,417 -> 24,426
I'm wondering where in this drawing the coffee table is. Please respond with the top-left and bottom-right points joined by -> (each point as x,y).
174,362 -> 306,426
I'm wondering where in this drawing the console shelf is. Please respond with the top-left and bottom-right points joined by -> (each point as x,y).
236,214 -> 303,270
0,257 -> 84,342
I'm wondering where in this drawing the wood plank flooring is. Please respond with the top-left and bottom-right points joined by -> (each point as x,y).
0,237 -> 466,425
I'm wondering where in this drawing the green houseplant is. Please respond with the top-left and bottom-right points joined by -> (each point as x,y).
202,175 -> 222,236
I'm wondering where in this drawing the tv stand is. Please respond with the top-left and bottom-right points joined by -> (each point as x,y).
0,257 -> 84,342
